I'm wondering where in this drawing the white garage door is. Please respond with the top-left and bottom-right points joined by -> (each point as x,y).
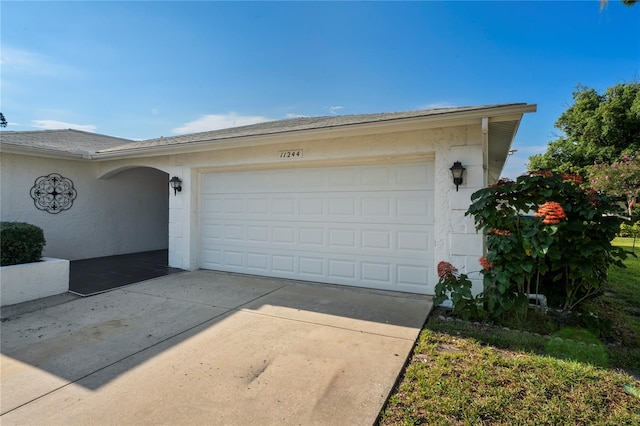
199,162 -> 434,294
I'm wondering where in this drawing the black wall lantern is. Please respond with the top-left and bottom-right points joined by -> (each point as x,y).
169,176 -> 182,195
449,161 -> 465,191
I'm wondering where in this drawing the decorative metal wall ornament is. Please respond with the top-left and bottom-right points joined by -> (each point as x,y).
30,173 -> 78,214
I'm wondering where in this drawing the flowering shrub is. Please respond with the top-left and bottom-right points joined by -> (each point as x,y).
437,261 -> 458,278
462,171 -> 627,319
561,173 -> 583,185
433,261 -> 481,320
478,257 -> 493,270
534,201 -> 566,225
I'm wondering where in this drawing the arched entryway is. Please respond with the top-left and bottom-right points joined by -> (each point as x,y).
69,166 -> 181,295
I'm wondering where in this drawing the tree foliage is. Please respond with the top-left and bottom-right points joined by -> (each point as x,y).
0,112 -> 7,128
601,0 -> 638,10
527,83 -> 640,175
589,152 -> 640,216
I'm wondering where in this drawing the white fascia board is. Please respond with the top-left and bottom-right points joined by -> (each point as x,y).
94,104 -> 538,160
0,104 -> 537,162
0,144 -> 90,160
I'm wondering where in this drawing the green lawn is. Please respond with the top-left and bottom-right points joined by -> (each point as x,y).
378,237 -> 640,425
587,237 -> 640,373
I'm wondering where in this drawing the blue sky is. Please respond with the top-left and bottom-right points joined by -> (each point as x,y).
1,1 -> 638,177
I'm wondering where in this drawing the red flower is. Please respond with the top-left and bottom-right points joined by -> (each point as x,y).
531,170 -> 553,178
437,261 -> 458,279
479,257 -> 493,270
561,173 -> 583,185
488,228 -> 511,236
535,201 -> 566,225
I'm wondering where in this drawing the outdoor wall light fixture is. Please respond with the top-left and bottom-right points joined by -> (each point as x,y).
169,176 -> 182,195
449,161 -> 465,191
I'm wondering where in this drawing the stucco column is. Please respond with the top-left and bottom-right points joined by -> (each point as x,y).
433,127 -> 485,295
433,148 -> 453,284
168,166 -> 195,270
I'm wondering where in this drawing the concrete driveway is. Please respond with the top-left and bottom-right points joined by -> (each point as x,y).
1,271 -> 432,425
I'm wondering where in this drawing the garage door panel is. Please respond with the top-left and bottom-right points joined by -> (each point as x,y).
200,162 -> 434,294
361,166 -> 390,185
201,197 -> 222,214
201,163 -> 434,194
247,225 -> 269,242
223,224 -> 243,241
397,197 -> 429,217
205,192 -> 433,225
272,226 -> 296,244
201,244 -> 434,293
201,223 -> 222,239
247,252 -> 268,271
224,251 -> 243,267
272,255 -> 295,273
397,231 -> 429,250
328,259 -> 356,280
222,198 -> 245,214
247,198 -> 269,214
299,198 -> 324,214
202,221 -> 433,259
328,228 -> 356,248
397,163 -> 433,184
328,198 -> 356,216
299,256 -> 324,277
297,170 -> 326,187
299,227 -> 324,245
361,262 -> 391,283
201,248 -> 221,265
361,197 -> 391,217
397,264 -> 430,288
361,229 -> 391,249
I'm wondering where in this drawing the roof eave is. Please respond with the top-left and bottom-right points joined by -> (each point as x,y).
0,143 -> 91,160
95,104 -> 537,160
486,105 -> 538,183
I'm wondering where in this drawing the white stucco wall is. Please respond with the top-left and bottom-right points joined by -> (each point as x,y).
0,257 -> 69,306
97,123 -> 487,294
0,153 -> 169,260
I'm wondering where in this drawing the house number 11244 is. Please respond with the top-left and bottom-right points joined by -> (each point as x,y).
278,150 -> 303,159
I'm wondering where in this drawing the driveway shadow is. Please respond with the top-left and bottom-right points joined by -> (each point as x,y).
1,271 -> 432,422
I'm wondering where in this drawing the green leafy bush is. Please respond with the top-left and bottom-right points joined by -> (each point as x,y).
460,172 -> 628,319
619,221 -> 640,238
0,222 -> 46,266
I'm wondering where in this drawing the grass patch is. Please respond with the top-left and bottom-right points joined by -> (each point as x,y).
379,237 -> 640,424
426,317 -> 548,354
587,237 -> 640,373
545,327 -> 609,368
379,328 -> 640,425
609,237 -> 640,304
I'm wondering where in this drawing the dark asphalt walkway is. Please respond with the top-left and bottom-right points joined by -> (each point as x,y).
69,250 -> 184,296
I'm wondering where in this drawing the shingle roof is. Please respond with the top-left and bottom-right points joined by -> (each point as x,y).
0,104 -> 530,157
0,129 -> 133,156
99,104 -> 525,153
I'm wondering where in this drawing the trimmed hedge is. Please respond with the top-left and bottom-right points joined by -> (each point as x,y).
0,222 -> 46,266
